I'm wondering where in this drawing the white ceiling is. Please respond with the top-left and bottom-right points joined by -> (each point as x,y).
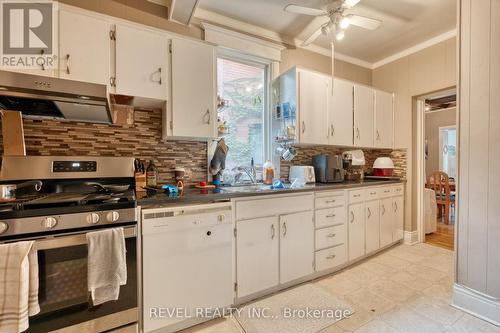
197,0 -> 457,64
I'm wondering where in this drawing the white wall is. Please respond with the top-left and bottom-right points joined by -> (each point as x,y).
372,38 -> 457,231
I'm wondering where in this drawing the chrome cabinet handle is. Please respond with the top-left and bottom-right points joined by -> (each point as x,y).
382,205 -> 386,215
326,233 -> 336,238
217,214 -> 225,222
326,255 -> 336,259
367,207 -> 371,218
394,202 -> 398,212
302,121 -> 306,133
153,67 -> 162,85
356,128 -> 360,139
66,54 -> 70,74
326,214 -> 336,218
376,130 -> 380,140
282,222 -> 287,236
271,224 -> 275,239
350,211 -> 354,223
203,109 -> 211,124
330,124 -> 335,136
325,199 -> 336,203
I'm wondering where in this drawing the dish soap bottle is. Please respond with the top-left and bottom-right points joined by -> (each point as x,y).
146,160 -> 157,187
263,160 -> 275,185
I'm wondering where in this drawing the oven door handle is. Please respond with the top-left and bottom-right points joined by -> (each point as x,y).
12,226 -> 137,251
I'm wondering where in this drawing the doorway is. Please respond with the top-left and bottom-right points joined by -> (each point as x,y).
416,90 -> 457,251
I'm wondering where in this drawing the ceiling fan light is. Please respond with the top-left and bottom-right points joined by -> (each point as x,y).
344,0 -> 361,8
339,16 -> 350,29
336,30 -> 345,41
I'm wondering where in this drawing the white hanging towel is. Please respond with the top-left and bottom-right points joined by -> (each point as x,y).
0,241 -> 40,333
86,228 -> 127,306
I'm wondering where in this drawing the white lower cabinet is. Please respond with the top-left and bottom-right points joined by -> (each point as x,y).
379,197 -> 394,248
348,202 -> 366,261
315,245 -> 347,271
236,216 -> 279,298
392,195 -> 404,241
279,211 -> 314,284
365,199 -> 381,254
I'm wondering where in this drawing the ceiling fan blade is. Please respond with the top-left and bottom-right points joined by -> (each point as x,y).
342,0 -> 361,8
284,4 -> 327,16
348,14 -> 382,30
301,27 -> 323,46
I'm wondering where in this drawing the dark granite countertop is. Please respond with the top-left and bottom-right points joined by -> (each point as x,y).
137,179 -> 405,210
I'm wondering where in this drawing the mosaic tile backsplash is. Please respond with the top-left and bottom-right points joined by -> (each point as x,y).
0,108 -> 208,186
280,146 -> 407,181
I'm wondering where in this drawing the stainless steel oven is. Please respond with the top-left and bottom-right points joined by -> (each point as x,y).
2,224 -> 138,333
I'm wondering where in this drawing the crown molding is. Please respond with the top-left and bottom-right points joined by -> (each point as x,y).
194,8 -> 456,71
372,29 -> 457,69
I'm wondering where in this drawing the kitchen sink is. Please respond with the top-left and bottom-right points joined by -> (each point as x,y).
220,183 -> 290,193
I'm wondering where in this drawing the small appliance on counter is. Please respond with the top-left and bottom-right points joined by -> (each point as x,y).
289,165 -> 315,184
342,150 -> 366,181
312,155 -> 345,183
372,157 -> 395,177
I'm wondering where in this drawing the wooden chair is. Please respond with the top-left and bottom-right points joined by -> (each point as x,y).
430,171 -> 454,224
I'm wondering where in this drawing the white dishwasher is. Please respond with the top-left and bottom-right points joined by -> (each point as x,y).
141,202 -> 233,333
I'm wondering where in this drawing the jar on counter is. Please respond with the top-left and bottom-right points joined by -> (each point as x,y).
263,160 -> 275,185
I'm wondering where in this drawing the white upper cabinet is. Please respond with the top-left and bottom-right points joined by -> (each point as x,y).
170,38 -> 216,139
374,90 -> 394,148
298,70 -> 329,145
354,85 -> 375,147
59,10 -> 111,85
114,24 -> 168,100
329,79 -> 354,146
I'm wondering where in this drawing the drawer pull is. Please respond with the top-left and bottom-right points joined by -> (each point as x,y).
370,192 -> 376,195
353,194 -> 361,198
384,190 -> 390,193
367,207 -> 371,218
326,233 -> 336,238
271,224 -> 275,239
326,214 -> 336,218
325,199 -> 336,203
326,255 -> 336,259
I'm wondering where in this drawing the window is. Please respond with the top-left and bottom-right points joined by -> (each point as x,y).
217,56 -> 269,175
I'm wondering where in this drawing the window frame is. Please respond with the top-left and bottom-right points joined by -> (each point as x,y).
215,49 -> 273,169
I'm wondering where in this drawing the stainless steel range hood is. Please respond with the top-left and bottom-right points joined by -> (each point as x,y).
0,70 -> 112,123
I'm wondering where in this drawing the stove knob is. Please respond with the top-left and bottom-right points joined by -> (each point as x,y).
0,222 -> 8,234
86,213 -> 100,224
42,217 -> 58,229
106,211 -> 120,222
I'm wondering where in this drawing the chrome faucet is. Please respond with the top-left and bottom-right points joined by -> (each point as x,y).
232,158 -> 257,185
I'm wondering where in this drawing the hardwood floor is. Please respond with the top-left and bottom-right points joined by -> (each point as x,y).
425,219 -> 454,250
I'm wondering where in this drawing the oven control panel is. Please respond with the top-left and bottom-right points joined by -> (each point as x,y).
53,161 -> 97,173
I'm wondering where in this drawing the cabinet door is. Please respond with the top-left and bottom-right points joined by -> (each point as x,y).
236,216 -> 279,298
329,79 -> 354,146
354,85 -> 374,147
365,200 -> 380,254
392,196 -> 404,241
59,10 -> 111,85
374,90 -> 394,148
298,70 -> 329,144
280,211 -> 314,283
115,24 -> 168,100
348,203 -> 366,261
171,38 -> 216,138
379,198 -> 393,247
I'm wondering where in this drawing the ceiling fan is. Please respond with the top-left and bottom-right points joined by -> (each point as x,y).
284,0 -> 382,46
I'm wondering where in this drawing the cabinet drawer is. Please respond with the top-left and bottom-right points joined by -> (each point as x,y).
316,225 -> 346,250
315,207 -> 346,228
349,189 -> 365,203
315,245 -> 347,271
365,187 -> 380,200
235,194 -> 313,220
393,184 -> 404,195
379,187 -> 393,198
315,195 -> 345,209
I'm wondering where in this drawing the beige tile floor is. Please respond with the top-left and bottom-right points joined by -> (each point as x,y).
180,243 -> 500,333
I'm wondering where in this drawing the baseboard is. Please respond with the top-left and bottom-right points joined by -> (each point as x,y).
403,231 -> 419,245
452,284 -> 500,326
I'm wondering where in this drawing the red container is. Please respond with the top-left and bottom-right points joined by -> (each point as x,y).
373,168 -> 394,177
